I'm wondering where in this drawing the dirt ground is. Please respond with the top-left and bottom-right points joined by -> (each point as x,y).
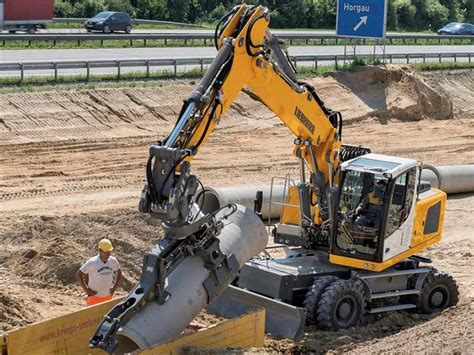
0,65 -> 473,353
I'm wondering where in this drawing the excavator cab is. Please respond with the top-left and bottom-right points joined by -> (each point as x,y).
330,153 -> 431,270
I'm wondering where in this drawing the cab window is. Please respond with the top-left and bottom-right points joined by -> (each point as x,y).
385,168 -> 416,237
336,171 -> 384,257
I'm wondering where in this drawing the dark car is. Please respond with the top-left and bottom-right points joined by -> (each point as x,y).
85,12 -> 133,33
437,22 -> 474,35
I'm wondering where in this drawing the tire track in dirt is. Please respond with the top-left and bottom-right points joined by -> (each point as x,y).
122,90 -> 168,122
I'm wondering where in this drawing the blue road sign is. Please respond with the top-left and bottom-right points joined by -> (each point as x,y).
336,0 -> 388,39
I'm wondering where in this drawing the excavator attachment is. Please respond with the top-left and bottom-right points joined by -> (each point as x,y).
208,285 -> 306,339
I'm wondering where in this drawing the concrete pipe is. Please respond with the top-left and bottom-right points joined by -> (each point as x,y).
421,165 -> 474,194
197,185 -> 287,220
115,204 -> 268,352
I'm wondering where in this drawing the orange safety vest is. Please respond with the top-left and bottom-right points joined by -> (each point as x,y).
86,294 -> 112,306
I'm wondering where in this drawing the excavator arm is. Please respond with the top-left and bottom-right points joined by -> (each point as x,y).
90,4 -> 354,352
140,4 -> 342,232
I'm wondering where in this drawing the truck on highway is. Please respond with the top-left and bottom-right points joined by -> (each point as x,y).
0,0 -> 54,33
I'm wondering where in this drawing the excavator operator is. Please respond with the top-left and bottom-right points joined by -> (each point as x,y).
354,179 -> 387,230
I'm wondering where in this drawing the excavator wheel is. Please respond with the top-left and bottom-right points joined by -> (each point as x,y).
317,278 -> 365,330
416,269 -> 459,314
303,275 -> 339,325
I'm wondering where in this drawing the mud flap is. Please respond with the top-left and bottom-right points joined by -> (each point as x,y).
207,285 -> 306,339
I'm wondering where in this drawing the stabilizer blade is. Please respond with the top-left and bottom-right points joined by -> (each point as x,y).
207,285 -> 306,339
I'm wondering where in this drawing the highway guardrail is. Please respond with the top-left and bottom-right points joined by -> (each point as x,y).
0,52 -> 472,82
0,32 -> 472,47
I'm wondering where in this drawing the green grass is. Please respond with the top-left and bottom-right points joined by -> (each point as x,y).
0,68 -> 205,94
0,78 -> 168,94
412,61 -> 474,72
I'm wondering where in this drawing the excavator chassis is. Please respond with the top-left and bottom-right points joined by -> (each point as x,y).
208,247 -> 455,338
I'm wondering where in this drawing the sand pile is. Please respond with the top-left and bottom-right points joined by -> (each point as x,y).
310,64 -> 453,123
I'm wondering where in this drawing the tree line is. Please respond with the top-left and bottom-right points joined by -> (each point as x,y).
55,0 -> 474,31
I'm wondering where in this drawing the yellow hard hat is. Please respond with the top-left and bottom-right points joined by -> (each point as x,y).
98,238 -> 113,252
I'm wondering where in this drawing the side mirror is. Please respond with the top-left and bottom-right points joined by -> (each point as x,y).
254,190 -> 263,220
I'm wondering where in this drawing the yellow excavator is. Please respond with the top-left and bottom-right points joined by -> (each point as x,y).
90,4 -> 459,352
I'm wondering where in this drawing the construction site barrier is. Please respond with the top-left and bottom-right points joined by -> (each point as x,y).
2,297 -> 265,355
0,52 -> 472,81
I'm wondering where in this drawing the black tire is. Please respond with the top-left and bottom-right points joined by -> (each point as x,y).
125,25 -> 132,34
303,276 -> 339,325
86,28 -> 92,33
317,279 -> 365,330
103,25 -> 111,34
27,26 -> 35,34
417,269 -> 459,314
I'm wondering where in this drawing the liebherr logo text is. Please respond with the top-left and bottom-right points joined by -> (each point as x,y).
294,107 -> 315,134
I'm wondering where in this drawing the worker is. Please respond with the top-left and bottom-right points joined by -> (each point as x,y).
354,179 -> 387,230
75,238 -> 122,306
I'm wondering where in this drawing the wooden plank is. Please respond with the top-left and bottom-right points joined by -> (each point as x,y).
254,310 -> 265,347
203,327 -> 256,349
225,328 -> 258,347
1,334 -> 7,355
7,297 -> 124,355
150,314 -> 256,352
140,309 -> 265,355
192,322 -> 255,348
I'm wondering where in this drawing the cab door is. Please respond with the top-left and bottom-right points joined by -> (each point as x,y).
382,167 -> 418,261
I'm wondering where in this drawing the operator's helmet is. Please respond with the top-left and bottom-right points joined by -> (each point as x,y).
98,238 -> 113,252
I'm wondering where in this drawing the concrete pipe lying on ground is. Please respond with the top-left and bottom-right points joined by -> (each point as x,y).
421,165 -> 474,194
115,204 -> 268,352
197,185 -> 287,220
